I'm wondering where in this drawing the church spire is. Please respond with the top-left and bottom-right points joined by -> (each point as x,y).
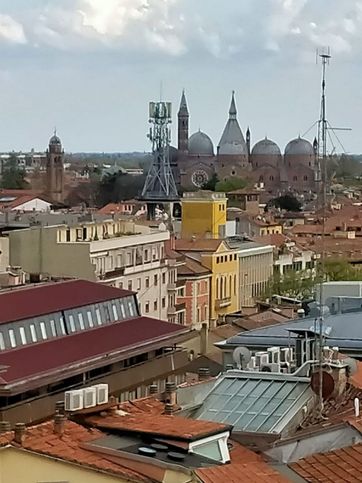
178,89 -> 188,116
229,90 -> 237,119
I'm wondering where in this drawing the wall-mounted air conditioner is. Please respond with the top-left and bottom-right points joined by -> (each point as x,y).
280,348 -> 293,363
255,352 -> 269,367
94,384 -> 109,405
267,347 -> 280,364
260,362 -> 281,373
83,387 -> 97,408
64,390 -> 84,411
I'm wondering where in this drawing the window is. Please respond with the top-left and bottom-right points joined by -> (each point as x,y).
128,280 -> 133,291
95,308 -> 102,325
112,303 -> 118,320
137,278 -> 141,290
69,315 -> 76,332
128,301 -> 135,316
145,302 -> 150,313
120,302 -> 126,318
144,249 -> 149,261
145,277 -> 150,288
9,329 -> 16,348
59,317 -> 66,335
154,274 -> 158,286
162,297 -> 166,308
304,175 -> 308,181
30,324 -> 37,342
154,300 -> 158,311
87,311 -> 94,327
229,255 -> 232,261
0,333 -> 4,350
19,327 -> 27,345
40,322 -> 47,340
162,272 -> 166,284
50,319 -> 57,337
78,313 -> 85,330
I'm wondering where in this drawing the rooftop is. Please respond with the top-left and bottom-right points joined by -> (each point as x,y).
0,279 -> 132,325
175,239 -> 225,252
177,256 -> 211,277
0,317 -> 189,387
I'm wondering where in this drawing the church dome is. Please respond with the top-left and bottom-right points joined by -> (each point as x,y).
285,137 -> 314,156
49,134 -> 61,145
251,137 -> 281,156
189,131 -> 214,156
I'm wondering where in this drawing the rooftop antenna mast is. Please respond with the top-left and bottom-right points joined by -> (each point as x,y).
316,47 -> 331,418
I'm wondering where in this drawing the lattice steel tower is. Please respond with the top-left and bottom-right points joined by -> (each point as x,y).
141,101 -> 179,220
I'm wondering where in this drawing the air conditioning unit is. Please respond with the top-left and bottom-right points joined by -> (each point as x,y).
83,387 -> 97,408
94,384 -> 109,405
64,390 -> 84,411
255,352 -> 269,367
280,348 -> 293,363
260,362 -> 281,373
268,347 -> 280,364
247,356 -> 257,370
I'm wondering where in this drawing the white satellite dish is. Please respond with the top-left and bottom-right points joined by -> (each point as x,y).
232,347 -> 251,370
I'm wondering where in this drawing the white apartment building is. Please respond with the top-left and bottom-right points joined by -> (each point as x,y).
9,220 -> 177,321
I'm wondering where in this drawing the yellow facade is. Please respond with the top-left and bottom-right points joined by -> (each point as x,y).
259,224 -> 283,236
200,242 -> 239,323
181,191 -> 227,239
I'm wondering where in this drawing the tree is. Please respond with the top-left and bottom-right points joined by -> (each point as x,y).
96,172 -> 146,206
268,194 -> 301,212
215,177 -> 247,193
1,154 -> 29,189
323,259 -> 362,282
201,173 -> 219,191
264,269 -> 317,301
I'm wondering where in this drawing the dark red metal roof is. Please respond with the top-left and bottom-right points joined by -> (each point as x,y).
0,280 -> 133,324
0,317 -> 188,385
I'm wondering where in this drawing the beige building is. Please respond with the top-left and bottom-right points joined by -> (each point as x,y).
9,219 -> 177,321
228,238 -> 274,307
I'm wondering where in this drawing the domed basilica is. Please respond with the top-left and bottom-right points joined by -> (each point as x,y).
171,90 -> 319,194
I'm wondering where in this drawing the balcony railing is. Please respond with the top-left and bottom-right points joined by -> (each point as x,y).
215,297 -> 231,309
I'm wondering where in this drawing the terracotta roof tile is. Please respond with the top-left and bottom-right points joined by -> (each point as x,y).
177,256 -> 211,276
290,443 -> 362,483
6,420 -> 149,482
175,239 -> 224,251
86,412 -> 231,441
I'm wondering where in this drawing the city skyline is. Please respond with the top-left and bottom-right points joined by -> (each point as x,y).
0,0 -> 361,153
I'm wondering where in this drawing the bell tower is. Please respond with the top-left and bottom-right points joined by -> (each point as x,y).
46,130 -> 64,203
178,90 -> 189,154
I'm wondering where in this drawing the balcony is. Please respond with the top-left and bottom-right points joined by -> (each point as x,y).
101,267 -> 125,280
215,297 -> 232,309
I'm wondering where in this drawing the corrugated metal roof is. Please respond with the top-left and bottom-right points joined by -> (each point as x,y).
193,372 -> 313,434
0,280 -> 133,324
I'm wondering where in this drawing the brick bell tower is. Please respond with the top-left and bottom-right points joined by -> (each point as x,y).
177,89 -> 189,154
46,130 -> 64,204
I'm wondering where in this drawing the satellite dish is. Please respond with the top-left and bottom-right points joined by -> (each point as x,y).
344,357 -> 358,376
232,347 -> 251,369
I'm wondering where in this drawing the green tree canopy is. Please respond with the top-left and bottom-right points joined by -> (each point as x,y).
215,177 -> 247,192
264,269 -> 316,301
267,194 -> 302,212
1,154 -> 29,189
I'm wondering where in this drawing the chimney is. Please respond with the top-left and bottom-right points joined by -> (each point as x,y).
200,322 -> 208,355
164,403 -> 174,416
164,382 -> 177,406
55,400 -> 65,415
14,423 -> 26,445
149,384 -> 158,396
54,414 -> 66,436
198,367 -> 211,381
0,421 -> 11,433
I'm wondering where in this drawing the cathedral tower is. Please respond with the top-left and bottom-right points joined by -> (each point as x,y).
178,90 -> 189,154
46,131 -> 64,204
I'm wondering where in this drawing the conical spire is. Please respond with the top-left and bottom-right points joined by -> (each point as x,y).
229,90 -> 237,119
178,89 -> 188,116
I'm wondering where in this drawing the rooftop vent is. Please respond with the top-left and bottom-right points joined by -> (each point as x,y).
138,447 -> 157,457
167,451 -> 186,462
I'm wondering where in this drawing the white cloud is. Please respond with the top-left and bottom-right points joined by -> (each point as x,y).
0,14 -> 26,44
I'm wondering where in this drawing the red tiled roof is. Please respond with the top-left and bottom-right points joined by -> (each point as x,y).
0,317 -> 189,385
177,257 -> 211,276
0,280 -> 132,324
197,440 -> 289,483
2,420 -> 148,482
86,412 -> 230,441
290,444 -> 362,482
118,397 -> 165,415
252,233 -> 287,248
175,239 -> 224,252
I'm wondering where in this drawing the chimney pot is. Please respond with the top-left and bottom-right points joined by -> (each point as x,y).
54,414 -> 66,436
164,381 -> 177,406
164,403 -> 174,416
0,421 -> 11,433
149,384 -> 158,395
14,423 -> 26,444
55,400 -> 65,415
198,367 -> 210,381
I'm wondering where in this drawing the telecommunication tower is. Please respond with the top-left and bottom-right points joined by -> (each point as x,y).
141,101 -> 179,220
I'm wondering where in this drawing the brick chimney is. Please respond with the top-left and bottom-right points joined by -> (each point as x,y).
54,414 -> 66,436
198,367 -> 211,381
164,382 -> 177,406
14,423 -> 26,445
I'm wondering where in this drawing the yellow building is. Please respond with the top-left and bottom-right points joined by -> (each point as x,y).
176,239 -> 239,325
181,191 -> 227,239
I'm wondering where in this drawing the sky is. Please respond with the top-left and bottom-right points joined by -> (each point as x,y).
0,0 -> 361,153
